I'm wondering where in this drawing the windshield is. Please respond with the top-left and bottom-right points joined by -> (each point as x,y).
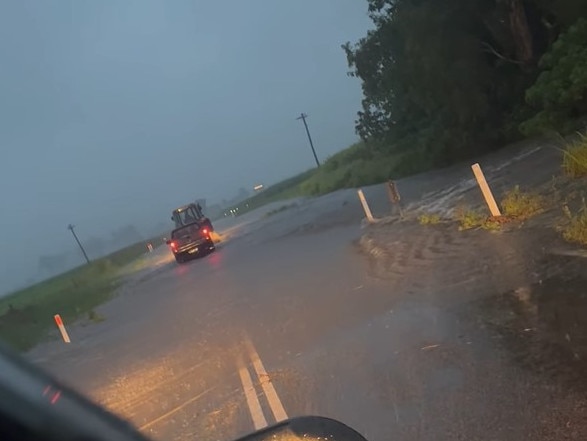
2,1 -> 587,441
172,206 -> 203,228
179,207 -> 200,225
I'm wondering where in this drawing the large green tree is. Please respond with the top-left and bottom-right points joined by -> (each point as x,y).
345,0 -> 587,164
521,18 -> 587,134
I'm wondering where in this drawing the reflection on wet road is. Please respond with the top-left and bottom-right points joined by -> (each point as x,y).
28,144 -> 587,441
479,275 -> 587,391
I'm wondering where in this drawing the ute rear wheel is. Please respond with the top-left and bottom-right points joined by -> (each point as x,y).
206,239 -> 215,253
175,253 -> 186,264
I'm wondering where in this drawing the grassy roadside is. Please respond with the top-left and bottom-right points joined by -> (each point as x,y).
228,141 -> 431,217
230,129 -> 587,250
0,237 -> 163,352
221,168 -> 317,218
413,132 -> 587,246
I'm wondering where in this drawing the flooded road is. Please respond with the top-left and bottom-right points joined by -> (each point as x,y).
27,142 -> 587,441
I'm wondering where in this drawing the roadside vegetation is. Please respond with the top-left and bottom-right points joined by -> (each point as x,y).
500,186 -> 545,220
454,208 -> 498,232
446,131 -> 587,241
555,134 -> 587,245
561,202 -> 587,246
561,133 -> 587,178
229,141 -> 433,216
418,213 -> 442,226
0,238 -> 162,352
452,185 -> 545,232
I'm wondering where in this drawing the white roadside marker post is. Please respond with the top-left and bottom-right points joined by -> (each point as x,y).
471,163 -> 502,217
357,189 -> 376,223
53,314 -> 71,343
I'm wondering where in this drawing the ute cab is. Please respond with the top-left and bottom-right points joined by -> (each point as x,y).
171,203 -> 214,231
167,203 -> 215,263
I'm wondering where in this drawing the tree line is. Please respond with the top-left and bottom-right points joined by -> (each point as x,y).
343,0 -> 587,167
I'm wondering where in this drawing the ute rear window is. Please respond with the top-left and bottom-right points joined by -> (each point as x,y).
171,224 -> 200,239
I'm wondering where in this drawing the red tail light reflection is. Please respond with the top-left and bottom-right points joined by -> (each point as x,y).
42,385 -> 62,405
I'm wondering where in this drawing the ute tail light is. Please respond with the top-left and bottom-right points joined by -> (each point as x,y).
170,241 -> 177,249
201,228 -> 209,235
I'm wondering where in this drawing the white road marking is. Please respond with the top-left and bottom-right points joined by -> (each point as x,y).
244,338 -> 288,423
238,357 -> 268,430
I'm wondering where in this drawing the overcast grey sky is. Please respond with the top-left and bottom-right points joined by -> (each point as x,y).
0,0 -> 371,293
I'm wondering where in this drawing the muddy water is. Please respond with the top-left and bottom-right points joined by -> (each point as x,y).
360,213 -> 587,392
475,274 -> 587,393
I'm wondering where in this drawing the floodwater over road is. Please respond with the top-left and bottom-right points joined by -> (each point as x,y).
28,142 -> 587,441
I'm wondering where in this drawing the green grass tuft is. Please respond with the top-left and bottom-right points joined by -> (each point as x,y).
455,208 -> 487,231
561,202 -> 587,246
418,213 -> 442,225
562,132 -> 587,178
500,185 -> 544,220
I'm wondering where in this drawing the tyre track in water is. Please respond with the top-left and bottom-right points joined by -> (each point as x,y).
358,222 -> 489,296
355,216 -> 579,307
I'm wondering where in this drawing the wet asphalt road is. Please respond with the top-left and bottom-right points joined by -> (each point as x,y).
29,142 -> 587,441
